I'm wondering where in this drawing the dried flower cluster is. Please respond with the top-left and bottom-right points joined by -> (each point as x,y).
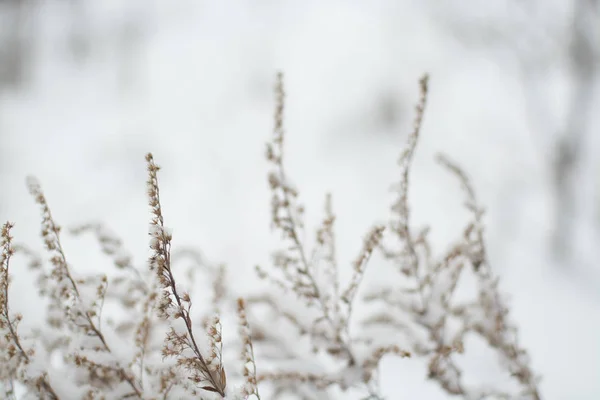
363,76 -> 540,399
0,73 -> 542,399
250,73 -> 541,399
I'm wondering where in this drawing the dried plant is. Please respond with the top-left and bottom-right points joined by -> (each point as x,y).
362,77 -> 541,400
249,73 -> 541,399
0,73 -> 542,400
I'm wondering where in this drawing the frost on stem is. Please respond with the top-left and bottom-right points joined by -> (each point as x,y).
1,221 -> 59,399
4,153 -> 257,399
145,153 -> 227,397
251,72 -> 404,398
362,76 -> 542,399
1,73 -> 543,400
237,298 -> 260,399
252,73 -> 541,399
26,178 -> 143,399
436,154 -> 542,400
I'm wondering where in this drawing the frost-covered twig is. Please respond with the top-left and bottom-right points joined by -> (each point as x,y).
1,72 -> 543,400
252,72 -> 407,398
363,77 -> 542,399
27,178 -> 143,398
0,222 -> 59,399
146,153 -> 227,397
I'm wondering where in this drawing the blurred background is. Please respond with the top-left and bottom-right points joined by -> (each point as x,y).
0,0 -> 599,398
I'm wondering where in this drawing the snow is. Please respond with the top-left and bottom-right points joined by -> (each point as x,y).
1,0 -> 599,399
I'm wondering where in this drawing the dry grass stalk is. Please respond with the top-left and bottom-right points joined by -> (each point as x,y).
27,178 -> 143,398
0,73 -> 542,400
361,78 -> 542,399
1,157 -> 256,398
248,73 -> 541,399
237,298 -> 260,399
252,72 -> 408,399
1,222 -> 59,399
146,153 -> 227,397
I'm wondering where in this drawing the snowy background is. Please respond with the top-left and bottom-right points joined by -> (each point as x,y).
1,0 -> 599,398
